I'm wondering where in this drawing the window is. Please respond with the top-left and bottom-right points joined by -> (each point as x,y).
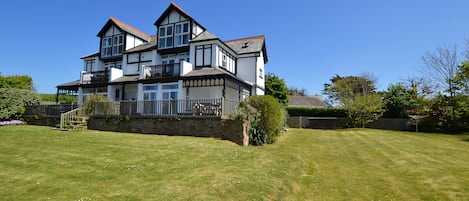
143,85 -> 158,100
101,34 -> 123,57
158,25 -> 173,49
161,84 -> 178,90
175,22 -> 189,47
116,61 -> 122,69
259,68 -> 263,79
85,59 -> 95,72
222,55 -> 227,67
195,45 -> 212,67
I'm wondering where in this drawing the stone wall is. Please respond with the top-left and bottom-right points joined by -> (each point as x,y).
23,115 -> 60,127
88,116 -> 249,146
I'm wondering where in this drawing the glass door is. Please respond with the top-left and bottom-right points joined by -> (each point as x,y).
162,91 -> 178,115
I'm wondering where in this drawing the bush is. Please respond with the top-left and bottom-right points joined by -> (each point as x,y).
81,95 -> 111,116
0,88 -> 40,120
287,106 -> 346,117
237,95 -> 283,145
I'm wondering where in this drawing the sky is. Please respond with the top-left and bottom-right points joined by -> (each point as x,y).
1,0 -> 469,95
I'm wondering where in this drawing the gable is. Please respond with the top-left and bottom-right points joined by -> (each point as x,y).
157,10 -> 189,26
103,25 -> 121,37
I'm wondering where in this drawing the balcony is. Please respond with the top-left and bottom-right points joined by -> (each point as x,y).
141,63 -> 181,80
81,70 -> 109,85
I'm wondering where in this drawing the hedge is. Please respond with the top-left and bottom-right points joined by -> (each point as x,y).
287,106 -> 347,117
0,88 -> 41,120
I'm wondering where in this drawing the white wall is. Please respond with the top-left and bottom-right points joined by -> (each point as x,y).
125,35 -> 145,50
109,68 -> 123,81
237,57 -> 256,85
256,52 -> 265,93
187,86 -> 223,99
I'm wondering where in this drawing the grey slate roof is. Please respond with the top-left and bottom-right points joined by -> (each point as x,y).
289,96 -> 328,107
80,52 -> 99,59
183,67 -> 228,77
57,80 -> 80,91
109,75 -> 139,83
191,30 -> 219,42
225,36 -> 265,55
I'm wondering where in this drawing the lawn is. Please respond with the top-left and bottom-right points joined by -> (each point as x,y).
0,126 -> 468,200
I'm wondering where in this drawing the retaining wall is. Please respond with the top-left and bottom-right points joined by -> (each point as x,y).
88,116 -> 249,146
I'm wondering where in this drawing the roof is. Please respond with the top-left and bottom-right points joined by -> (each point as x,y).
97,17 -> 150,41
56,80 -> 80,91
109,75 -> 139,84
289,96 -> 328,107
80,52 -> 100,59
225,35 -> 268,63
191,30 -> 219,42
125,37 -> 158,53
183,67 -> 254,88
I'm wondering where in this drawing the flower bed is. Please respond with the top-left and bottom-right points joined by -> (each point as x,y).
0,120 -> 25,126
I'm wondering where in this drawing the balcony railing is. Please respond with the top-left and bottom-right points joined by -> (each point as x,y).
81,70 -> 109,85
93,98 -> 240,117
142,63 -> 180,79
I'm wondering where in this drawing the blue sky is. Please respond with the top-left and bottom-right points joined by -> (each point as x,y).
1,0 -> 469,95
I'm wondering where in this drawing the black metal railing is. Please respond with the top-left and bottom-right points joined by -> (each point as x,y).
143,63 -> 180,79
81,70 -> 109,84
94,98 -> 240,117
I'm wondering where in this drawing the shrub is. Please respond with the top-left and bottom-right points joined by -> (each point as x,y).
0,88 -> 40,120
237,95 -> 283,145
287,106 -> 346,117
81,95 -> 111,116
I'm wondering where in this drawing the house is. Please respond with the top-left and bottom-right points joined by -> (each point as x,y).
57,2 -> 267,116
289,96 -> 328,107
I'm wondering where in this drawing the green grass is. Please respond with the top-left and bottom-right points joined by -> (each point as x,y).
0,126 -> 468,200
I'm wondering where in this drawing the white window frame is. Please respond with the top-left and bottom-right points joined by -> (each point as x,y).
158,25 -> 173,49
174,22 -> 189,47
102,34 -> 123,57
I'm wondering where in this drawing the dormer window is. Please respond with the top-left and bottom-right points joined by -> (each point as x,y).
158,22 -> 190,49
159,25 -> 173,49
175,22 -> 189,46
102,34 -> 123,57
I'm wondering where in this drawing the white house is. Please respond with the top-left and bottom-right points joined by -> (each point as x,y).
58,2 -> 267,116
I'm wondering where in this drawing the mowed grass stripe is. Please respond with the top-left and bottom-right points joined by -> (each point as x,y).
0,126 -> 468,200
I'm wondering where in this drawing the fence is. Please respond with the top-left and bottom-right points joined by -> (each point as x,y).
24,104 -> 78,116
94,98 -> 240,117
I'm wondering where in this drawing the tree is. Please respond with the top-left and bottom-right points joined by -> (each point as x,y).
344,93 -> 385,128
0,75 -> 35,90
421,46 -> 462,131
265,73 -> 289,107
322,73 -> 377,106
383,83 -> 414,118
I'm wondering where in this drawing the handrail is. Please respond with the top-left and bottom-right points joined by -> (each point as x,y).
60,107 -> 82,130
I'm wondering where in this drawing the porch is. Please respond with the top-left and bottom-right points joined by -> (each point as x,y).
93,98 -> 239,117
141,63 -> 181,79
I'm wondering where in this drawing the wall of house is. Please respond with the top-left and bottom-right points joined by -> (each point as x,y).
125,34 -> 145,50
187,86 -> 223,99
255,52 -> 265,95
88,116 -> 249,146
237,57 -> 256,84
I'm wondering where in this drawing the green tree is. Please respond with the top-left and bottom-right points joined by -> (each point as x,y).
265,73 -> 289,107
344,94 -> 385,128
383,83 -> 414,118
323,74 -> 376,106
0,75 -> 34,90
